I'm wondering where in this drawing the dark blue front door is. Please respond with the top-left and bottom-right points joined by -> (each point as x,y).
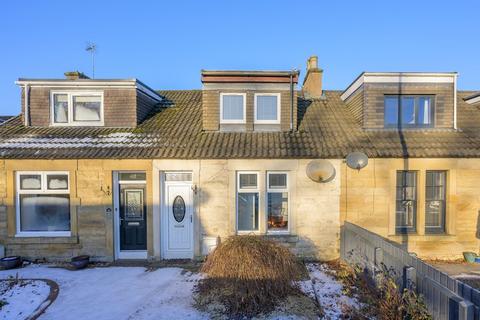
119,184 -> 147,251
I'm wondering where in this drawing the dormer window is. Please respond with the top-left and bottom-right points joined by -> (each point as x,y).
384,95 -> 434,128
202,70 -> 299,131
220,93 -> 246,124
51,91 -> 104,126
254,93 -> 280,124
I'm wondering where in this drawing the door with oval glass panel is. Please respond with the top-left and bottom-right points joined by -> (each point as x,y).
163,174 -> 193,259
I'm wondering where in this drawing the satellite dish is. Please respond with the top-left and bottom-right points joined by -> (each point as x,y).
306,160 -> 336,183
346,152 -> 368,170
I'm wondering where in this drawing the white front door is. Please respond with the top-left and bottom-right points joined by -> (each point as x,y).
162,183 -> 194,259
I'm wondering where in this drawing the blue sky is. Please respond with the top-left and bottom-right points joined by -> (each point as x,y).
0,1 -> 478,115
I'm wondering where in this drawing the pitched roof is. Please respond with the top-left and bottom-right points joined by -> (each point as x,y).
0,90 -> 480,159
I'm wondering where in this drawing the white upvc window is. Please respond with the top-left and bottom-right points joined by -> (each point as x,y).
51,91 -> 104,126
254,93 -> 281,124
220,93 -> 246,124
266,172 -> 289,233
236,172 -> 259,232
16,171 -> 71,237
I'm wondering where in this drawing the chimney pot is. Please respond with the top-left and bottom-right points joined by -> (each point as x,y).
307,56 -> 319,70
64,71 -> 89,80
302,55 -> 323,99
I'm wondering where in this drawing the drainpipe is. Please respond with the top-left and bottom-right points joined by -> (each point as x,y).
24,84 -> 30,126
453,73 -> 458,130
290,71 -> 294,131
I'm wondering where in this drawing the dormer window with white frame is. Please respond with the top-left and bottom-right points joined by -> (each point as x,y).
254,93 -> 280,124
51,91 -> 104,126
220,93 -> 246,124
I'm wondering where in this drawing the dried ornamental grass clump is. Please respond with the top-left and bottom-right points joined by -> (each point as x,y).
329,260 -> 431,320
195,235 -> 305,317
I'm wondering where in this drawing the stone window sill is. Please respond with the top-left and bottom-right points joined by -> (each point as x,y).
7,236 -> 79,245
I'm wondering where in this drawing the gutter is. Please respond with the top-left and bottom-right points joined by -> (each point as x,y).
290,71 -> 294,131
201,70 -> 297,77
15,79 -> 162,102
341,72 -> 458,101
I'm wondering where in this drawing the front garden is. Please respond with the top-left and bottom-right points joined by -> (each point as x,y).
0,236 -> 432,319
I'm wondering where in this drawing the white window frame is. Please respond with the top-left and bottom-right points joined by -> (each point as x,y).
50,91 -> 104,126
236,171 -> 260,233
266,171 -> 290,234
163,171 -> 193,184
220,93 -> 246,124
254,93 -> 281,124
15,171 -> 71,237
117,171 -> 148,184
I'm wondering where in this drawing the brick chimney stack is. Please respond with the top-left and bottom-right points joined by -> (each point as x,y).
302,56 -> 323,99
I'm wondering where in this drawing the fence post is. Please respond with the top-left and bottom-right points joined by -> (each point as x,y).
404,266 -> 416,290
458,300 -> 474,320
374,247 -> 383,266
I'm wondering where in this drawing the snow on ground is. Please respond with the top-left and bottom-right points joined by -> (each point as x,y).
0,265 -> 207,320
0,263 -> 361,320
0,279 -> 50,320
302,263 -> 361,319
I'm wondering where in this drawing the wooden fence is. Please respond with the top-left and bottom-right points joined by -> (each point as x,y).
341,222 -> 479,320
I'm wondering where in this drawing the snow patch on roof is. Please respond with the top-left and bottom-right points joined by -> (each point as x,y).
0,132 -> 157,149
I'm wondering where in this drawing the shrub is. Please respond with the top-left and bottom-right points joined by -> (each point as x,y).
376,275 -> 406,320
195,235 -> 305,317
376,273 -> 431,320
329,261 -> 431,320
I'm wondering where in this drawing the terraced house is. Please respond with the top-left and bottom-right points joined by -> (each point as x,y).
0,56 -> 479,262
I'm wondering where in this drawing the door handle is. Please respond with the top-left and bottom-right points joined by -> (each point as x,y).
190,215 -> 193,223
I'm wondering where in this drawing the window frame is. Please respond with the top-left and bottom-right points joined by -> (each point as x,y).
384,95 -> 435,129
425,170 -> 447,234
50,91 -> 104,126
254,93 -> 281,124
266,171 -> 289,234
219,93 -> 246,124
395,170 -> 418,234
15,171 -> 71,237
118,171 -> 148,184
236,171 -> 260,233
